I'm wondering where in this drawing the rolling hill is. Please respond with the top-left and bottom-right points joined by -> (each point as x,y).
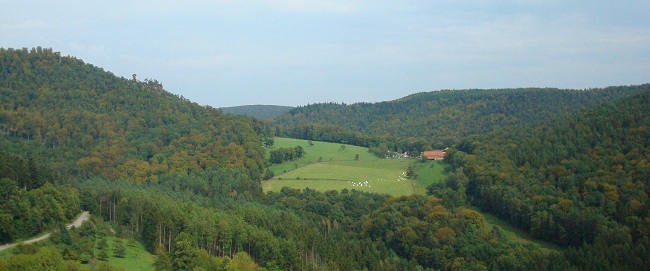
272,86 -> 649,151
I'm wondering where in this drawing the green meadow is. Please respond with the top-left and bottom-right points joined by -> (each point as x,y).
89,236 -> 155,271
410,160 -> 449,194
0,247 -> 12,261
263,138 -> 448,196
0,234 -> 154,270
265,137 -> 380,175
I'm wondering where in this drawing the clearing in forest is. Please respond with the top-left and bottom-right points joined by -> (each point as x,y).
263,138 -> 447,196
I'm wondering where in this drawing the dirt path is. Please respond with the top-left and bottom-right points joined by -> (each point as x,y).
0,211 -> 90,252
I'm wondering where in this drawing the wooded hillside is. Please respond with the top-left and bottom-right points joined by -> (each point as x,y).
0,47 -> 270,184
273,86 -> 649,152
444,90 -> 650,270
2,47 -> 648,270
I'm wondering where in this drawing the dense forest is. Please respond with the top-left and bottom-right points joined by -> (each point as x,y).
444,90 -> 650,270
1,47 -> 648,270
0,47 -> 270,184
0,151 -> 79,244
220,105 -> 294,120
272,86 -> 649,153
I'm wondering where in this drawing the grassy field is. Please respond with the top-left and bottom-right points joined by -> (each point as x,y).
266,137 -> 381,175
89,236 -> 155,271
0,246 -> 12,260
263,138 -> 449,197
411,160 -> 449,194
265,159 -> 416,196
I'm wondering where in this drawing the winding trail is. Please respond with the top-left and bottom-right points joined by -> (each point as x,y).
0,211 -> 90,252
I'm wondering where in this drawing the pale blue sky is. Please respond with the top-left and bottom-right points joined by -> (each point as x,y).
2,0 -> 649,107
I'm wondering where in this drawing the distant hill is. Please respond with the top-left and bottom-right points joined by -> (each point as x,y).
221,104 -> 294,119
272,86 -> 649,151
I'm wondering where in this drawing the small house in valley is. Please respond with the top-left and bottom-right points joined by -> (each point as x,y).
421,148 -> 448,160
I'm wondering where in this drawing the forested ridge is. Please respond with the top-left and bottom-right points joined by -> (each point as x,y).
272,86 -> 648,152
444,90 -> 650,269
0,47 -> 270,184
1,47 -> 648,270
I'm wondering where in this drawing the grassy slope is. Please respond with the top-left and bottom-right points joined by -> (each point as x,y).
266,137 -> 381,175
0,235 -> 155,270
90,236 -> 155,271
0,247 -> 11,261
411,160 -> 448,194
264,138 -> 449,196
266,160 -> 415,196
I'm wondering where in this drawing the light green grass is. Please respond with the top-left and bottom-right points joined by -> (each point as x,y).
411,160 -> 449,194
264,138 -> 433,196
0,235 -> 155,270
91,236 -> 155,271
264,159 -> 416,196
0,246 -> 12,260
266,138 -> 380,175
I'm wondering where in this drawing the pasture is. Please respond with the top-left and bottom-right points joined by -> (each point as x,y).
263,138 -> 447,196
411,160 -> 449,194
266,137 -> 380,175
264,159 -> 416,196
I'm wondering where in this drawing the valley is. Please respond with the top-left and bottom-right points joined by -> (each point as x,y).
0,48 -> 648,270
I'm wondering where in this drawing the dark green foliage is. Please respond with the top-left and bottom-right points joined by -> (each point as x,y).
0,175 -> 79,244
171,232 -> 198,271
97,237 -> 109,261
265,137 -> 275,147
263,168 -> 275,180
7,246 -> 65,271
220,105 -> 294,119
0,47 -> 269,183
73,176 -> 581,270
113,238 -> 125,258
153,243 -> 172,271
273,86 -> 648,152
0,152 -> 57,191
269,146 -> 304,164
444,90 -> 650,269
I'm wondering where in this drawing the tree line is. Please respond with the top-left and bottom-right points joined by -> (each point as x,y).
269,146 -> 305,164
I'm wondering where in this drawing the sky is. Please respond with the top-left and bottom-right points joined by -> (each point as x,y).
1,1 -> 649,107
